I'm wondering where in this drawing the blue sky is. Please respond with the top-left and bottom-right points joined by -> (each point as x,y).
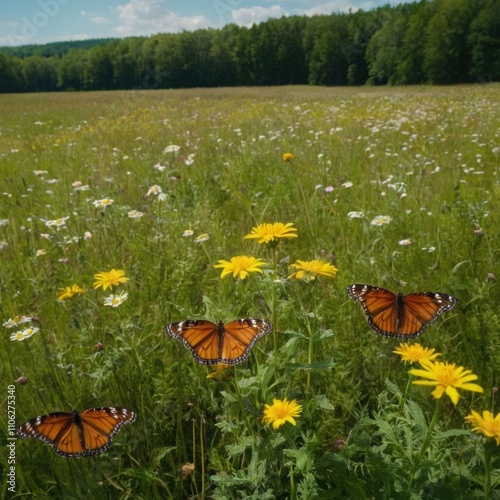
1,0 -> 413,47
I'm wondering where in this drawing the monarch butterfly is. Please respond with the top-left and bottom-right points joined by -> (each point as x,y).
165,318 -> 272,365
18,407 -> 136,458
347,284 -> 457,338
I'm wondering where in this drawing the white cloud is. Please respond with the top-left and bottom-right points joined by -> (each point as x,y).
89,16 -> 111,25
80,10 -> 111,26
1,32 -> 92,46
232,5 -> 288,27
114,0 -> 212,36
0,34 -> 30,47
303,1 -> 372,15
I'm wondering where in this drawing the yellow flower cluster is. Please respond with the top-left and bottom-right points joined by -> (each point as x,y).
55,269 -> 130,310
93,269 -> 129,308
394,343 -> 483,406
214,222 -> 338,283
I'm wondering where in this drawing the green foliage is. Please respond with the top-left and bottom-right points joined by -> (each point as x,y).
0,86 -> 499,498
1,0 -> 500,92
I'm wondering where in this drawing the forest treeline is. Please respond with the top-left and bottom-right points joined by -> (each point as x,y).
0,0 -> 498,93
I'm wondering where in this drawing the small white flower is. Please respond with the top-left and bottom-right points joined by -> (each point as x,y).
93,198 -> 113,208
128,210 -> 144,219
398,239 -> 412,246
341,181 -> 353,188
370,215 -> 392,226
146,185 -> 163,197
184,153 -> 195,166
325,186 -> 334,193
194,233 -> 209,243
182,229 -> 194,237
36,249 -> 47,257
84,231 -> 92,240
347,211 -> 364,219
3,316 -> 32,328
10,327 -> 39,341
104,291 -> 128,308
45,216 -> 70,230
164,145 -> 180,154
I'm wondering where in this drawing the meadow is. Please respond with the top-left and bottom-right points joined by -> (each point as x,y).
0,84 -> 499,499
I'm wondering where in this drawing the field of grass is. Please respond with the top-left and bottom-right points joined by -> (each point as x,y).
1,85 -> 499,499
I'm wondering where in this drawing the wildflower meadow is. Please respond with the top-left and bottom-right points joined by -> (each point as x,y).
1,85 -> 499,499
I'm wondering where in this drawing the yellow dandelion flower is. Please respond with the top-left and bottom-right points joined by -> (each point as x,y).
288,259 -> 338,281
93,269 -> 129,291
262,398 -> 302,430
214,255 -> 267,279
244,222 -> 298,245
465,410 -> 500,445
57,284 -> 84,301
282,152 -> 293,162
392,343 -> 441,364
409,360 -> 484,405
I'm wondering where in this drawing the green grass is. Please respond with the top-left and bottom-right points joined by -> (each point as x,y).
1,85 -> 499,499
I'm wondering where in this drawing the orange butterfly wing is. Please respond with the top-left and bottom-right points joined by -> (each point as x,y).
165,319 -> 272,365
18,407 -> 136,457
347,284 -> 456,338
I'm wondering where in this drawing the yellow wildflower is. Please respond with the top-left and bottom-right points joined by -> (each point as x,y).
244,222 -> 298,244
465,410 -> 500,445
392,343 -> 441,364
93,269 -> 129,291
214,255 -> 267,279
57,284 -> 84,301
262,398 -> 302,430
288,259 -> 338,280
410,360 -> 484,405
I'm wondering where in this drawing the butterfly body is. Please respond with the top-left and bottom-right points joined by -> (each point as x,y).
347,284 -> 456,338
165,318 -> 272,365
18,407 -> 136,458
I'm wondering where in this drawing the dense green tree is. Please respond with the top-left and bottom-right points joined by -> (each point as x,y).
0,0 -> 498,92
366,11 -> 408,85
206,26 -> 238,86
308,15 -> 350,85
468,0 -> 500,82
22,55 -> 57,91
57,49 -> 86,90
0,52 -> 25,92
395,2 -> 432,84
423,0 -> 482,83
85,45 -> 113,90
111,38 -> 144,89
